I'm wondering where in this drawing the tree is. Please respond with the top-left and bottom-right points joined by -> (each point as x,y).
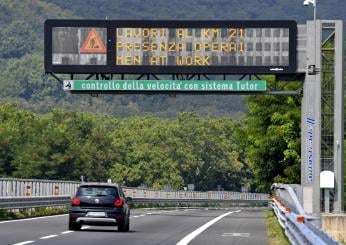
235,80 -> 301,191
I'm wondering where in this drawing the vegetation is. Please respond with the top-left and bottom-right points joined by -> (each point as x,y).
0,0 -> 345,118
46,0 -> 346,23
0,0 -> 344,193
0,206 -> 68,221
237,79 -> 301,191
0,0 -> 246,119
0,103 -> 252,191
265,210 -> 290,245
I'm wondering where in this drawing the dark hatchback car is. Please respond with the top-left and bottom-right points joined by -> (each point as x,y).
69,183 -> 131,232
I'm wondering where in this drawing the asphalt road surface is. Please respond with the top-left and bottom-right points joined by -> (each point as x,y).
0,208 -> 268,245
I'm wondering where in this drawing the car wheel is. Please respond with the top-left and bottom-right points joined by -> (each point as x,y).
125,219 -> 130,232
69,222 -> 81,231
118,219 -> 125,232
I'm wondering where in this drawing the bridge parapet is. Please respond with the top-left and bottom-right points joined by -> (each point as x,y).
0,178 -> 269,204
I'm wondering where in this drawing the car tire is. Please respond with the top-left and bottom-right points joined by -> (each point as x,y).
118,220 -> 125,232
125,219 -> 130,232
118,218 -> 130,232
69,222 -> 81,231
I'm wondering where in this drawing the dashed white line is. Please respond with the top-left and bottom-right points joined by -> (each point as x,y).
12,241 -> 35,245
40,235 -> 58,239
10,208 -> 194,245
0,214 -> 68,224
132,215 -> 144,218
176,210 -> 241,245
222,233 -> 250,237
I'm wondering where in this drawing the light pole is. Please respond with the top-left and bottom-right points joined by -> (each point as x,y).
303,0 -> 317,21
304,0 -> 318,76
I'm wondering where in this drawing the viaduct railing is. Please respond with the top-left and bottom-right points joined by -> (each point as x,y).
0,178 -> 269,209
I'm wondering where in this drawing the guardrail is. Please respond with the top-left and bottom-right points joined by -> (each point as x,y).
0,178 -> 269,209
0,178 -> 268,201
122,187 -> 269,201
271,183 -> 340,245
0,178 -> 79,197
0,196 -> 71,209
0,196 -> 268,210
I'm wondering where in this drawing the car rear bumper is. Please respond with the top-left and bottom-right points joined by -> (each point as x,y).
69,209 -> 126,226
75,217 -> 117,225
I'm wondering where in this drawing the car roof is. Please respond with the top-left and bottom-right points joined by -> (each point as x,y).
79,182 -> 120,188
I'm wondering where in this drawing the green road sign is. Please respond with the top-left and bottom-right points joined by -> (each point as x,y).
63,80 -> 267,92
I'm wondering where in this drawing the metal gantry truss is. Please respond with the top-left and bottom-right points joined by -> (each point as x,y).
319,21 -> 345,213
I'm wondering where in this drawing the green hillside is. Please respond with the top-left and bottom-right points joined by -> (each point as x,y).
45,0 -> 346,22
0,0 -> 246,118
0,0 -> 344,194
1,0 -> 345,118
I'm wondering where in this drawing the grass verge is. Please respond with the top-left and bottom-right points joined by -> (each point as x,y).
0,206 -> 68,221
265,210 -> 290,245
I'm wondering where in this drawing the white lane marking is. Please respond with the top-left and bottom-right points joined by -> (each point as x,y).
81,225 -> 90,230
132,209 -> 192,218
222,233 -> 250,237
40,235 -> 58,239
176,210 -> 241,245
12,241 -> 35,245
132,214 -> 146,218
61,231 -> 74,234
0,214 -> 68,224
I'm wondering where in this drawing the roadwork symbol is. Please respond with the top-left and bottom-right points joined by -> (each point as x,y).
80,28 -> 106,53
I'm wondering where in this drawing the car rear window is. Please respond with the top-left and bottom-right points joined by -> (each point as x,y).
77,186 -> 119,197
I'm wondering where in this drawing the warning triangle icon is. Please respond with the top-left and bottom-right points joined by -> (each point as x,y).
80,28 -> 106,53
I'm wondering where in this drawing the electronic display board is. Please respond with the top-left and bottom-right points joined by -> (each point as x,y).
45,20 -> 297,74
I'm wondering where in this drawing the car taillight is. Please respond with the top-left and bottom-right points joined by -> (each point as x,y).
71,197 -> 80,206
114,198 -> 123,208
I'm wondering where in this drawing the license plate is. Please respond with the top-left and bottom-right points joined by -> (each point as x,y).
87,212 -> 106,217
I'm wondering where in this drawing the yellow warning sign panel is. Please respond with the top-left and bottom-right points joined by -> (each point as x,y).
80,28 -> 106,53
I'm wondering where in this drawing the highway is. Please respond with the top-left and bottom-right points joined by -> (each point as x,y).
0,208 -> 267,245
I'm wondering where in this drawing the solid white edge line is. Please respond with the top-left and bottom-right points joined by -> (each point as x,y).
40,235 -> 58,239
176,210 -> 241,245
12,241 -> 35,245
0,214 -> 68,224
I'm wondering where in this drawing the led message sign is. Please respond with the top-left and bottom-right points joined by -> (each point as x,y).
116,27 -> 288,67
45,20 -> 297,74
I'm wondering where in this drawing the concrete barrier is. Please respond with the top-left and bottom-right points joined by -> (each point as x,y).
322,214 -> 346,242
